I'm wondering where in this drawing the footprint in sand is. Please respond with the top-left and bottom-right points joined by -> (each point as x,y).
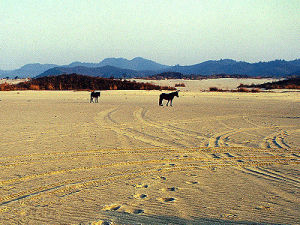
102,205 -> 121,211
134,194 -> 147,199
140,194 -> 147,199
167,187 -> 177,191
133,209 -> 144,214
161,187 -> 177,192
185,181 -> 198,185
158,198 -> 176,203
133,184 -> 149,188
160,197 -> 176,203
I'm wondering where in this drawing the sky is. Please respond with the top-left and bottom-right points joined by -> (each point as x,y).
0,0 -> 299,70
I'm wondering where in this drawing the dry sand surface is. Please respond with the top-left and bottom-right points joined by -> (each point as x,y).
0,78 -> 30,85
0,83 -> 299,224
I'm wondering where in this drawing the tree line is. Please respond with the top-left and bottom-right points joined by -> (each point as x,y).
0,74 -> 176,91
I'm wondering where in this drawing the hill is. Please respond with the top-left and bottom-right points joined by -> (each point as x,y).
165,59 -> 300,77
38,59 -> 300,79
0,57 -> 168,78
0,74 -> 175,91
66,57 -> 169,71
98,57 -> 169,71
1,58 -> 300,78
36,66 -> 143,78
0,63 -> 58,78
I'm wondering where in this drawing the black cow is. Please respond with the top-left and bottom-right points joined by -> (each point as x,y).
90,91 -> 100,103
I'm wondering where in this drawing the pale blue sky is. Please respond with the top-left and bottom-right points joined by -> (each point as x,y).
0,0 -> 299,69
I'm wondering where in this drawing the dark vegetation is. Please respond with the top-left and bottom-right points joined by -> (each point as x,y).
238,77 -> 300,90
236,87 -> 261,93
0,74 -> 176,91
208,87 -> 261,92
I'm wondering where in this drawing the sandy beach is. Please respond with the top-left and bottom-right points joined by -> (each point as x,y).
0,80 -> 299,224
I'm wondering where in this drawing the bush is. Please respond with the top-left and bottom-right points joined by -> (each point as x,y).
251,88 -> 261,93
237,87 -> 250,92
29,84 -> 40,90
209,87 -> 221,91
175,83 -> 186,87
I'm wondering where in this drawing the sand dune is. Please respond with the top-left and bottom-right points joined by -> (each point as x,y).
0,88 -> 299,224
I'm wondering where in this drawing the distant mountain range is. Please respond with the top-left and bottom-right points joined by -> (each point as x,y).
0,63 -> 57,78
36,65 -> 152,78
0,57 -> 168,78
65,57 -> 169,71
166,59 -> 300,76
1,57 -> 299,79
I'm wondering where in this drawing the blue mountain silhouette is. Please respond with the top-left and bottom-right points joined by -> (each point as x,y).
1,57 -> 299,78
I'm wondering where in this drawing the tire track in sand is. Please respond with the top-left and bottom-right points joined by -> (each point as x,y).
95,106 -> 186,148
261,129 -> 294,149
133,108 -> 208,146
1,157 -> 299,208
0,146 -> 299,208
237,166 -> 300,188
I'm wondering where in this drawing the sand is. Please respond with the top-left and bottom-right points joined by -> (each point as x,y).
0,78 -> 30,85
0,80 -> 299,224
131,78 -> 281,91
